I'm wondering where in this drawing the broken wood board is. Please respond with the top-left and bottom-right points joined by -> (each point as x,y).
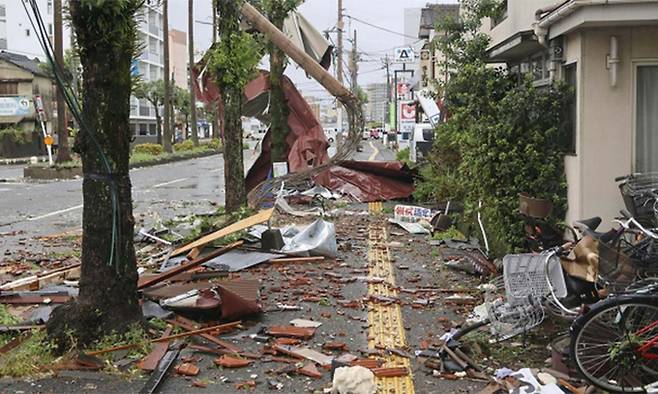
269,256 -> 325,264
86,321 -> 241,356
0,264 -> 81,291
138,241 -> 242,290
273,344 -> 333,367
172,208 -> 274,256
167,318 -> 242,354
138,327 -> 173,371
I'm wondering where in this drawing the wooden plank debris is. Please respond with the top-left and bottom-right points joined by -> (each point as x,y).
0,264 -> 81,291
269,256 -> 325,264
86,321 -> 241,356
166,318 -> 242,353
137,241 -> 242,290
172,208 -> 274,256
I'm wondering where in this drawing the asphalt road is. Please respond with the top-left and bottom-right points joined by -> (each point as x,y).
0,140 -> 395,255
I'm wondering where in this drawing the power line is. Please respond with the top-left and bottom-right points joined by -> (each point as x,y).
344,15 -> 418,40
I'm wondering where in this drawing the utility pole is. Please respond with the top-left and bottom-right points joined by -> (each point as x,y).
211,1 -> 218,139
54,0 -> 71,162
188,0 -> 199,146
382,54 -> 391,129
350,29 -> 358,92
163,0 -> 172,152
336,0 -> 344,133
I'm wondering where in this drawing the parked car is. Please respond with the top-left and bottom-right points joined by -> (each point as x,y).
410,123 -> 434,163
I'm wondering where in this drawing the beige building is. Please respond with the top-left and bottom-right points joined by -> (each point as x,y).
168,29 -> 187,89
417,3 -> 460,90
481,0 -> 658,227
0,51 -> 52,157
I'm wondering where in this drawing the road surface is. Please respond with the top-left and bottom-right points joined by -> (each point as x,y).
0,140 -> 394,254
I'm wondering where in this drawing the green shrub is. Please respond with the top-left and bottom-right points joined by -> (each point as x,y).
132,143 -> 163,156
173,139 -> 195,152
396,147 -> 410,165
205,138 -> 222,151
0,127 -> 30,145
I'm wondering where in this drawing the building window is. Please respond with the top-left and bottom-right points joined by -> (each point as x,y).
635,65 -> 658,172
0,5 -> 6,18
47,0 -> 53,14
0,82 -> 18,95
149,64 -> 157,81
139,99 -> 151,117
139,123 -> 148,136
149,123 -> 157,136
48,23 -> 53,35
25,29 -> 30,37
563,63 -> 577,155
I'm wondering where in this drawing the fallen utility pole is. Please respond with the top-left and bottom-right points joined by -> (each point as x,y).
240,1 -> 363,164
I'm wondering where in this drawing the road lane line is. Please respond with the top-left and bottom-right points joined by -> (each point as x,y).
152,177 -> 188,188
368,141 -> 380,161
28,204 -> 83,221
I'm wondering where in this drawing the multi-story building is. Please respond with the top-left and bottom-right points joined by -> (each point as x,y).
363,83 -> 387,125
417,3 -> 459,90
0,1 -> 165,144
479,0 -> 658,226
168,29 -> 187,89
131,4 -> 165,143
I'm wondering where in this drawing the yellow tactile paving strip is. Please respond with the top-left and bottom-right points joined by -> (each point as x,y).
367,201 -> 415,394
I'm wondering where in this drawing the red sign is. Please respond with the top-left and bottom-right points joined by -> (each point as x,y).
396,82 -> 409,97
399,101 -> 416,122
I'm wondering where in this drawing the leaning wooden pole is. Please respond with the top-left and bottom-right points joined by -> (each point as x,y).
239,2 -> 363,163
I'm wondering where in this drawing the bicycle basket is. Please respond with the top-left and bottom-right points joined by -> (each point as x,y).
619,172 -> 658,226
597,240 -> 639,293
503,252 -> 568,307
485,295 -> 546,341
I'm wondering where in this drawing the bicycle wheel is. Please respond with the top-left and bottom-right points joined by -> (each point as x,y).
570,296 -> 658,393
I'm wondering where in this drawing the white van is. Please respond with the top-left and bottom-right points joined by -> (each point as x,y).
410,123 -> 434,163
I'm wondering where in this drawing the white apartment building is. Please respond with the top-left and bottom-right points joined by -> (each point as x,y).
0,1 -> 165,143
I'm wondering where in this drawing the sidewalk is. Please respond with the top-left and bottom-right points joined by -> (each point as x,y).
0,156 -> 49,166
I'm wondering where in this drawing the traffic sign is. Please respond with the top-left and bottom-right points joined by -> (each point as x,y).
394,47 -> 415,63
44,135 -> 54,146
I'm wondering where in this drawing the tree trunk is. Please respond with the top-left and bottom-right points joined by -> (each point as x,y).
188,0 -> 199,147
155,110 -> 162,144
47,0 -> 142,350
54,0 -> 72,163
222,88 -> 245,210
216,1 -> 245,210
268,12 -> 289,163
162,0 -> 172,153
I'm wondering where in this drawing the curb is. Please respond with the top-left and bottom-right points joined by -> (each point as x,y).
0,156 -> 49,166
23,150 -> 222,180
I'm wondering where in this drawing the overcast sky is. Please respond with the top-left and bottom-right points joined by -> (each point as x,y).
168,0 -> 458,98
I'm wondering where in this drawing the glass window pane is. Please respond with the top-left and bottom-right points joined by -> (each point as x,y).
636,65 -> 658,172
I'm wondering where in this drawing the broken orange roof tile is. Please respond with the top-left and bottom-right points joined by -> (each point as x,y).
298,362 -> 323,379
174,362 -> 200,376
214,355 -> 252,368
266,325 -> 316,339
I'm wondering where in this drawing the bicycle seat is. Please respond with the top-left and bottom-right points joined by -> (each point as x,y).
573,217 -> 602,231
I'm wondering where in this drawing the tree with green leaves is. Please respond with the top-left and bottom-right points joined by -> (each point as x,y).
133,80 -> 165,144
173,85 -> 191,138
261,0 -> 302,163
415,0 -> 570,255
47,0 -> 144,348
210,0 -> 262,210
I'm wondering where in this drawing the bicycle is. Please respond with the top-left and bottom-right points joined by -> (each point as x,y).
570,280 -> 658,393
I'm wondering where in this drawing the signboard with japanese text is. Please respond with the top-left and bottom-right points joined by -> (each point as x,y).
394,204 -> 436,223
394,47 -> 415,63
0,96 -> 31,117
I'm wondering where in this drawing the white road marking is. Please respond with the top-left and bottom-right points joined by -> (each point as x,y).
368,141 -> 380,161
28,204 -> 83,221
152,177 -> 188,188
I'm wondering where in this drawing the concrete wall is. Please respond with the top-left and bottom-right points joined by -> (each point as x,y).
482,0 -> 556,47
168,29 -> 187,89
566,26 -> 658,227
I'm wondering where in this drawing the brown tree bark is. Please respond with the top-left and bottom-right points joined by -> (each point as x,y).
268,18 -> 289,163
54,0 -> 71,163
188,0 -> 199,146
216,1 -> 246,211
47,0 -> 143,350
163,0 -> 173,152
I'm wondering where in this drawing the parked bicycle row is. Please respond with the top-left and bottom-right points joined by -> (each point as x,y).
457,172 -> 658,393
